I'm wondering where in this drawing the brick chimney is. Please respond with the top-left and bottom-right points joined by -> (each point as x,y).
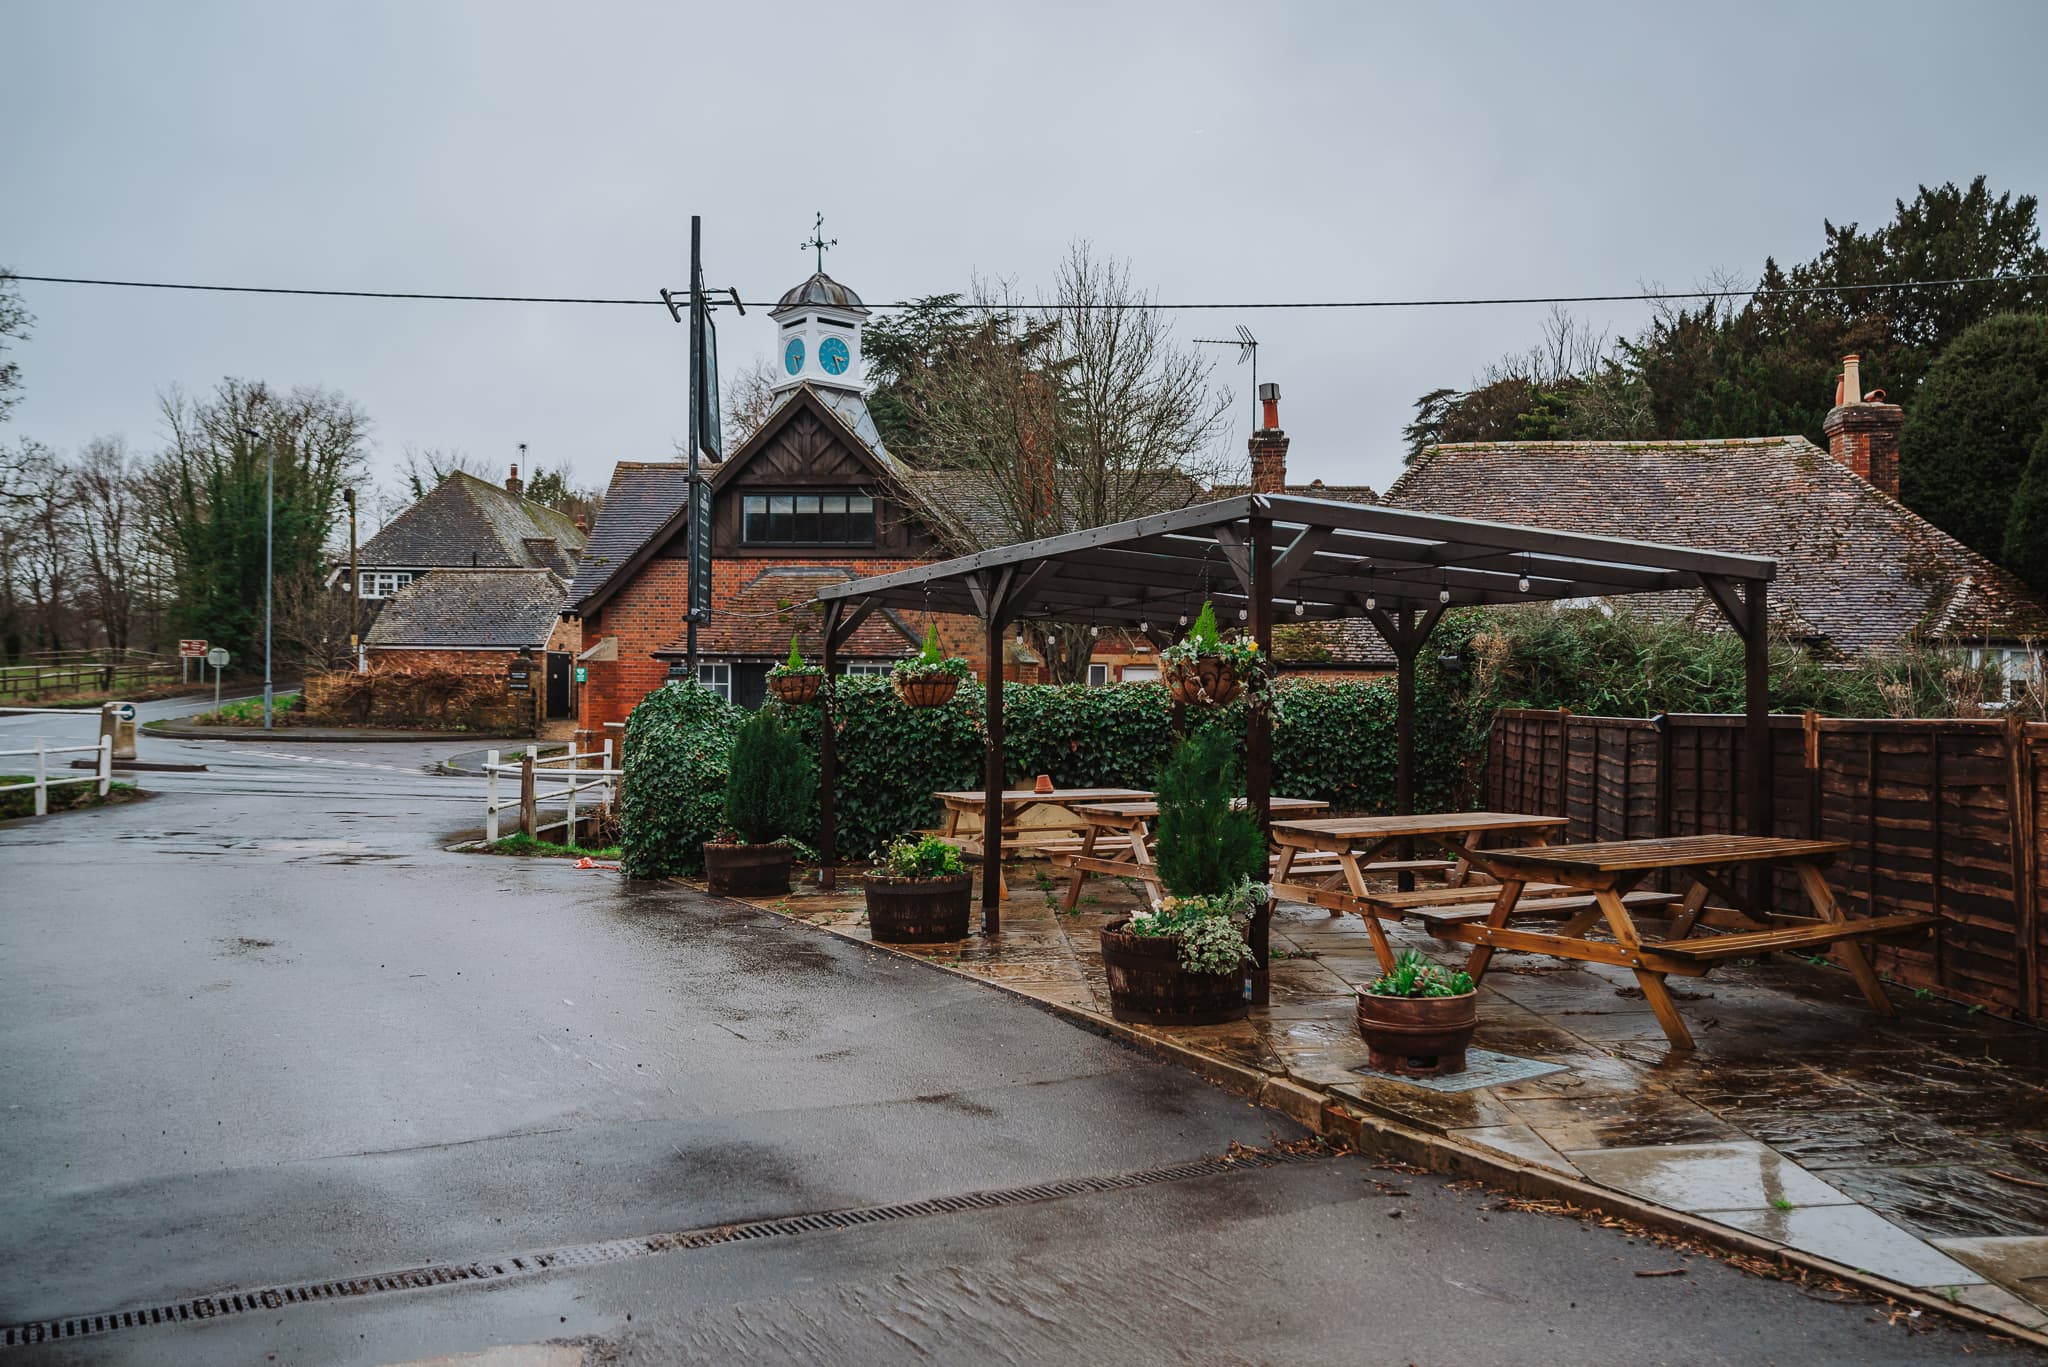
505,463 -> 523,497
1249,382 -> 1289,494
1822,354 -> 1904,498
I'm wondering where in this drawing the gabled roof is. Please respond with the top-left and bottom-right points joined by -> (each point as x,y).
365,568 -> 567,650
1384,437 -> 2048,655
357,472 -> 586,576
904,469 -> 1209,554
567,462 -> 692,614
673,566 -> 920,661
708,382 -> 904,488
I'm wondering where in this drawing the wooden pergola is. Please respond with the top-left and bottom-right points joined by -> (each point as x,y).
812,493 -> 1779,936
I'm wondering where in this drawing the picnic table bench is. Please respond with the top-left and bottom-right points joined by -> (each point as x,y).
932,788 -> 1153,900
1447,834 -> 1940,1050
1052,796 -> 1331,910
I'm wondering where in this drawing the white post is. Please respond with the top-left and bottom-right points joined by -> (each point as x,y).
485,749 -> 500,843
33,739 -> 47,817
566,756 -> 579,845
97,734 -> 111,797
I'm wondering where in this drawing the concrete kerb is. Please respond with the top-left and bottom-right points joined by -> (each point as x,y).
145,721 -> 535,745
714,881 -> 2048,1351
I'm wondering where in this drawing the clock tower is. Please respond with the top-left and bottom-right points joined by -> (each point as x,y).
769,215 -> 869,395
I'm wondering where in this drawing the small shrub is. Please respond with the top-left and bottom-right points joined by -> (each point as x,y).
873,834 -> 965,880
1365,948 -> 1474,998
1152,728 -> 1265,899
722,708 -> 815,846
619,682 -> 743,878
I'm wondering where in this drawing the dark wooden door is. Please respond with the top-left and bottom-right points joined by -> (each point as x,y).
545,652 -> 572,717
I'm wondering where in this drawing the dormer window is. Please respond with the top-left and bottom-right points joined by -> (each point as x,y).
742,493 -> 875,546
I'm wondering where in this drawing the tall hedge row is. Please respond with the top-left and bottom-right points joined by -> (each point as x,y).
620,674 -> 1468,877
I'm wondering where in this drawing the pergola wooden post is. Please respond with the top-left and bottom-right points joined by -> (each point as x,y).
1700,574 -> 1775,910
1246,516 -> 1274,1000
982,603 -> 1006,934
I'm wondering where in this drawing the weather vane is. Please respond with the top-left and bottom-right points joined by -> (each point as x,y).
801,212 -> 837,273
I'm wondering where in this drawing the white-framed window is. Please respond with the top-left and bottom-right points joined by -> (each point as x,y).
1086,663 -> 1110,687
1120,664 -> 1161,683
843,662 -> 892,677
357,571 -> 415,599
697,662 -> 732,701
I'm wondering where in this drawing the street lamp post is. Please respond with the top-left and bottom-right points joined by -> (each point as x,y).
242,426 -> 274,730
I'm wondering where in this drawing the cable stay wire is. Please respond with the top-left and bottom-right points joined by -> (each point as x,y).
6,271 -> 2047,313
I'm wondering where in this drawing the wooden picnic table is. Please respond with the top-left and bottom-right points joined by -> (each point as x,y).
933,788 -> 1154,900
1449,834 -> 1940,1050
1269,812 -> 1571,968
1054,796 -> 1331,910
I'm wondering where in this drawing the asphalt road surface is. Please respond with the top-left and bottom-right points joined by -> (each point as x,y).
0,720 -> 2036,1365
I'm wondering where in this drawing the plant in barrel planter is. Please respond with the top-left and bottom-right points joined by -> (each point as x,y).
766,635 -> 824,706
863,834 -> 972,943
702,709 -> 815,896
1356,949 -> 1478,1078
1099,728 -> 1267,1025
1160,601 -> 1272,708
892,623 -> 970,708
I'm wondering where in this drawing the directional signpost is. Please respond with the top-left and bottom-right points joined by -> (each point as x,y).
206,646 -> 229,713
179,638 -> 207,683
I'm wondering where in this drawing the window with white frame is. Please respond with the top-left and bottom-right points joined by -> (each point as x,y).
697,662 -> 732,700
843,662 -> 892,677
1086,663 -> 1110,687
357,571 -> 415,599
1120,664 -> 1161,682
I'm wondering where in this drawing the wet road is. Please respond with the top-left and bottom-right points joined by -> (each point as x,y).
0,725 -> 2035,1365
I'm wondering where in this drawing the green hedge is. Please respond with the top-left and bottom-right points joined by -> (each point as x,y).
621,674 -> 1470,877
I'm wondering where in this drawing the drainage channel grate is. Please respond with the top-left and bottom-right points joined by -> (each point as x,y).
1,1148 -> 1323,1350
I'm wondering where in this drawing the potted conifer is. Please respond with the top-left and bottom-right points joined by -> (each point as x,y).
1098,728 -> 1266,1025
702,709 -> 814,896
1356,949 -> 1479,1077
766,635 -> 824,706
864,834 -> 973,942
1161,601 -> 1271,707
892,623 -> 970,708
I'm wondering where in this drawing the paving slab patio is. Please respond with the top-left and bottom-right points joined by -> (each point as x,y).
726,859 -> 2048,1334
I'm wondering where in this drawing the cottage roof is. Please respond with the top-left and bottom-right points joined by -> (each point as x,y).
565,462 -> 693,614
1384,437 -> 2048,656
668,565 -> 919,661
1209,478 -> 1379,505
365,568 -> 568,650
903,468 -> 1210,553
357,472 -> 585,576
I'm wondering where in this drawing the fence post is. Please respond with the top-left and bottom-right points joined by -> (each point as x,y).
33,739 -> 47,817
485,749 -> 500,843
520,748 -> 537,838
565,751 -> 579,845
97,734 -> 111,797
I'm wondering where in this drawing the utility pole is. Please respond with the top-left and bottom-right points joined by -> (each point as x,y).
345,487 -> 359,671
685,218 -> 701,678
243,426 -> 275,730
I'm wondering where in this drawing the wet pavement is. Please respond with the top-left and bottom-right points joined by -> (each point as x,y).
0,723 -> 2040,1362
756,859 -> 2048,1336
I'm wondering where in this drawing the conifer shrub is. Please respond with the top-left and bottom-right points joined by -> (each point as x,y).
721,708 -> 815,846
1152,726 -> 1266,899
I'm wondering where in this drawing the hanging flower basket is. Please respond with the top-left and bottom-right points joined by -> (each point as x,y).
767,673 -> 822,706
891,623 -> 969,708
1165,657 -> 1243,706
1159,602 -> 1270,709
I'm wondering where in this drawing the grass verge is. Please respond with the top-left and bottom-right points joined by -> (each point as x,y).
485,832 -> 622,860
0,778 -> 141,820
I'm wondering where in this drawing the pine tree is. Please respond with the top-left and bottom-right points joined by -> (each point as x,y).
722,710 -> 815,845
1152,727 -> 1265,899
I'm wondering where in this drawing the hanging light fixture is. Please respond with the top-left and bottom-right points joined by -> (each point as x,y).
1365,595 -> 1377,611
1293,601 -> 1306,617
1178,613 -> 1189,627
1517,551 -> 1532,595
1090,625 -> 1100,637
1138,619 -> 1150,633
1237,608 -> 1249,621
1439,586 -> 1452,605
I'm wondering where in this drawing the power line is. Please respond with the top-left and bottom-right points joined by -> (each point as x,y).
5,270 -> 2046,312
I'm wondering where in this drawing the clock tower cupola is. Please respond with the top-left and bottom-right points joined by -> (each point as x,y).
769,213 -> 870,395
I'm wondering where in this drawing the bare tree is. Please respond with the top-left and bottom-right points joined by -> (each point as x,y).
722,355 -> 782,448
3,442 -> 76,652
897,244 -> 1233,680
0,271 -> 32,427
70,436 -> 151,653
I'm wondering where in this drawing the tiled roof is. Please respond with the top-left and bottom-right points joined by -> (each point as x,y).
680,566 -> 921,660
358,472 -> 586,574
1210,479 -> 1379,504
365,569 -> 568,649
567,462 -> 692,612
905,469 -> 1209,551
1383,437 -> 2048,656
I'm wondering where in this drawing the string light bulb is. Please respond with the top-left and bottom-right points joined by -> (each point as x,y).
1365,596 -> 1377,611
1293,601 -> 1306,617
1090,625 -> 1100,637
1138,620 -> 1150,633
1439,587 -> 1452,604
1237,608 -> 1249,621
1178,613 -> 1189,627
1517,574 -> 1532,593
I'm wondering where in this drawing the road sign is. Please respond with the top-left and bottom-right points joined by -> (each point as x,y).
178,639 -> 208,658
574,666 -> 588,683
112,702 -> 137,722
205,647 -> 229,669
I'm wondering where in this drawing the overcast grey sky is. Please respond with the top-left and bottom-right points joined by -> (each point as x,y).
5,0 -> 2045,506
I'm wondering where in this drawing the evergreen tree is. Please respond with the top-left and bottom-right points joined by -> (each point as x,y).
721,709 -> 814,845
2004,422 -> 2048,590
1899,313 -> 2048,561
1152,727 -> 1265,899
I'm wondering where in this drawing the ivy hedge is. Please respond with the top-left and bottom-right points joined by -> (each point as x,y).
620,674 -> 1469,877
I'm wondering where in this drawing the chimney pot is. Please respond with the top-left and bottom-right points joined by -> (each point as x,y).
1840,355 -> 1861,409
1823,358 -> 1903,499
506,464 -> 523,497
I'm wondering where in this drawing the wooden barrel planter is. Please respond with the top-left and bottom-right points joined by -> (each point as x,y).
865,874 -> 972,943
1355,991 -> 1478,1077
894,673 -> 960,708
1098,923 -> 1250,1025
767,673 -> 822,706
702,841 -> 794,896
1166,657 -> 1242,706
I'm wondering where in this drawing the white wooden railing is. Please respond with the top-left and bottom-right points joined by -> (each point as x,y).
0,736 -> 112,816
484,741 -> 618,844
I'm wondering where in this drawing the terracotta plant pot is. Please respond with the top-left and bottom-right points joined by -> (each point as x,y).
767,673 -> 822,706
1355,990 -> 1478,1077
864,873 -> 973,943
702,841 -> 794,897
1098,923 -> 1250,1026
1033,774 -> 1054,794
893,673 -> 961,708
1166,657 -> 1242,706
